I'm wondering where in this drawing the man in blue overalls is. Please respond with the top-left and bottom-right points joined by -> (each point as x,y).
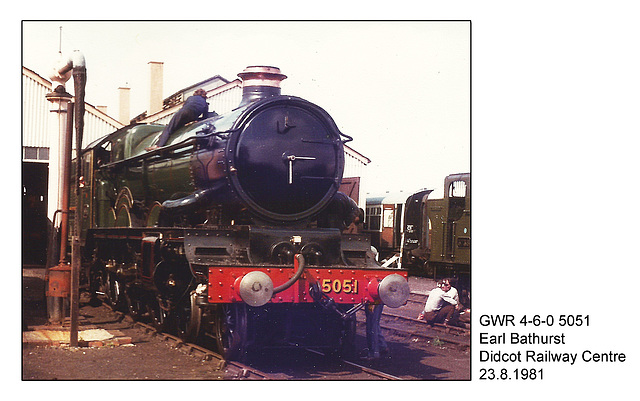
363,301 -> 389,361
147,88 -> 211,150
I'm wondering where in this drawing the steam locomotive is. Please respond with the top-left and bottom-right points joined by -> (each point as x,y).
77,66 -> 409,360
402,173 -> 470,282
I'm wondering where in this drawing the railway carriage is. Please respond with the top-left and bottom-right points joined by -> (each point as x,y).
76,66 -> 409,360
364,193 -> 409,261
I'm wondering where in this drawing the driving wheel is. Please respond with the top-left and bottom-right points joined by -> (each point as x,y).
212,304 -> 248,361
174,291 -> 202,343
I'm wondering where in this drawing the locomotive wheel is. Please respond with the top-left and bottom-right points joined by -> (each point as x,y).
213,304 -> 248,361
174,291 -> 202,343
105,273 -> 126,311
114,188 -> 133,227
114,204 -> 132,227
146,201 -> 162,227
105,208 -> 117,227
125,286 -> 144,321
88,262 -> 109,306
147,296 -> 169,332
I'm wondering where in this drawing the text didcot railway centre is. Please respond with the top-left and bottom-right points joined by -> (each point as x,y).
480,350 -> 626,365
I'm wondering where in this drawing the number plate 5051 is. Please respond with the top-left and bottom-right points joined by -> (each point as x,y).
321,279 -> 359,294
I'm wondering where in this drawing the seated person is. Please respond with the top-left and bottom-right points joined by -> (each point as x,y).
418,278 -> 462,326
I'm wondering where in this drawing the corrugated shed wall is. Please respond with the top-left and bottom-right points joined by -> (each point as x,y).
22,69 -> 51,148
207,86 -> 243,115
22,67 -> 123,156
81,107 -> 122,147
344,151 -> 367,179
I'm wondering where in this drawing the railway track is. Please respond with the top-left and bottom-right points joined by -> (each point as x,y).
377,314 -> 470,350
371,291 -> 471,350
304,348 -> 403,380
134,321 -> 402,380
133,321 -> 273,379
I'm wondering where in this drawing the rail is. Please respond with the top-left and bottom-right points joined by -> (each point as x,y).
133,322 -> 272,379
303,348 -> 402,380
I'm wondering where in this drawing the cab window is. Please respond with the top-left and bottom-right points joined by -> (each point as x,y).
448,180 -> 467,198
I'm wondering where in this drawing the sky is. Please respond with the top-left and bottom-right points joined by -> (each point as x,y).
21,21 -> 470,197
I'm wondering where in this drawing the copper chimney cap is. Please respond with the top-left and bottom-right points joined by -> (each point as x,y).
238,66 -> 287,87
237,66 -> 287,106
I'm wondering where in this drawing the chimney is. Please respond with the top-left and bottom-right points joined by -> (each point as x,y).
237,66 -> 287,107
118,86 -> 130,125
96,105 -> 108,115
148,61 -> 164,115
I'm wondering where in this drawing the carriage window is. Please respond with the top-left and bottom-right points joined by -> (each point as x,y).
383,209 -> 395,228
448,180 -> 467,198
365,206 -> 381,231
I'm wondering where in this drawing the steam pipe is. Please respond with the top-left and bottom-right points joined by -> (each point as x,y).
49,50 -> 86,89
70,51 -> 86,348
273,254 -> 306,294
72,53 -> 86,194
57,104 -> 73,263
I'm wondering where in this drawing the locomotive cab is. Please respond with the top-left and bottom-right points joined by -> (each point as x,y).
401,173 -> 470,289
